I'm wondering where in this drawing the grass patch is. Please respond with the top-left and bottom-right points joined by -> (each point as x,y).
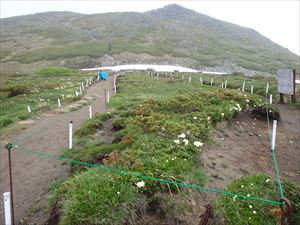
214,174 -> 300,225
0,67 -> 96,131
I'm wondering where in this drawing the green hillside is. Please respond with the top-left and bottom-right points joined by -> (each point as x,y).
0,4 -> 299,74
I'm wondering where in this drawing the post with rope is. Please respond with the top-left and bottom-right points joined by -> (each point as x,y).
69,121 -> 73,149
270,120 -> 293,224
5,143 -> 15,225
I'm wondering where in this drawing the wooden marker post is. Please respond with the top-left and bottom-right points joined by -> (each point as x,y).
57,98 -> 61,108
5,143 -> 15,225
27,105 -> 31,113
69,121 -> 73,149
89,105 -> 92,119
86,79 -> 89,87
251,85 -> 254,94
210,78 -> 213,86
271,120 -> 277,151
270,94 -> 273,104
224,80 -> 227,89
221,82 -> 224,88
242,81 -> 245,92
107,91 -> 110,103
189,76 -> 191,83
266,83 -> 269,94
3,192 -> 12,225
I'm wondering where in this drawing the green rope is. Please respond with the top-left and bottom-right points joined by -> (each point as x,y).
10,143 -> 283,206
264,92 -> 285,199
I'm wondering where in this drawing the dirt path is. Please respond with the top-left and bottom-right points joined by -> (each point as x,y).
199,104 -> 300,205
0,76 -> 114,224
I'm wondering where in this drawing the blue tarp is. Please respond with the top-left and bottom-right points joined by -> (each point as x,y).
98,71 -> 109,80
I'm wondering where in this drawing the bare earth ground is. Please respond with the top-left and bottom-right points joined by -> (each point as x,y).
0,76 -> 114,225
199,104 -> 300,213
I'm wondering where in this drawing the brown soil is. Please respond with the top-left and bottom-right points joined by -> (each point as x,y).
199,104 -> 300,212
0,75 -> 115,225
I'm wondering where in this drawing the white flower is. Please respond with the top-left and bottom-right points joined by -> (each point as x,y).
253,211 -> 257,214
207,116 -> 211,120
233,196 -> 237,201
247,194 -> 251,197
193,116 -> 197,120
221,113 -> 225,117
250,183 -> 254,186
249,205 -> 253,209
117,192 -> 120,195
166,159 -> 169,163
173,139 -> 180,144
183,139 -> 189,145
193,141 -> 203,147
246,99 -> 250,102
241,185 -> 244,188
136,181 -> 145,188
178,133 -> 186,138
265,179 -> 270,183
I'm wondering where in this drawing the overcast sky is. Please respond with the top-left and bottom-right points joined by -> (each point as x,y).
1,1 -> 299,55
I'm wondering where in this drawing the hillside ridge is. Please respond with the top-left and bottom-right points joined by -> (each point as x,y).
0,4 -> 299,75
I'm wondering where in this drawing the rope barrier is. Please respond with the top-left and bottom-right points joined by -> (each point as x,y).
9,143 -> 283,206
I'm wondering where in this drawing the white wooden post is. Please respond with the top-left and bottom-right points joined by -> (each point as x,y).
89,105 -> 92,119
242,81 -> 245,92
69,121 -> 73,149
221,82 -> 224,88
271,120 -> 277,151
224,80 -> 227,89
251,85 -> 254,94
189,76 -> 191,82
75,91 -> 79,97
89,77 -> 92,85
114,85 -> 117,94
270,94 -> 273,104
210,78 -> 213,86
266,83 -> 269,94
27,105 -> 31,113
57,98 -> 61,108
107,91 -> 110,103
3,192 -> 12,225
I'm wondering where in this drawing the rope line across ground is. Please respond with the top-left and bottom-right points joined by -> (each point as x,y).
8,143 -> 284,206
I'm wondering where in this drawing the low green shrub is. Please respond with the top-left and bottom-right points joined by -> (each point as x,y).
214,174 -> 300,225
50,169 -> 143,225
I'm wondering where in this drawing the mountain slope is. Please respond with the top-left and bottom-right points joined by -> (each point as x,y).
0,4 -> 299,74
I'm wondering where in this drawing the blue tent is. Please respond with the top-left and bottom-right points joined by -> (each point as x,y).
98,71 -> 109,80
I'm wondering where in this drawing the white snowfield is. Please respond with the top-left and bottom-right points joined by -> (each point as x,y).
82,64 -> 229,75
